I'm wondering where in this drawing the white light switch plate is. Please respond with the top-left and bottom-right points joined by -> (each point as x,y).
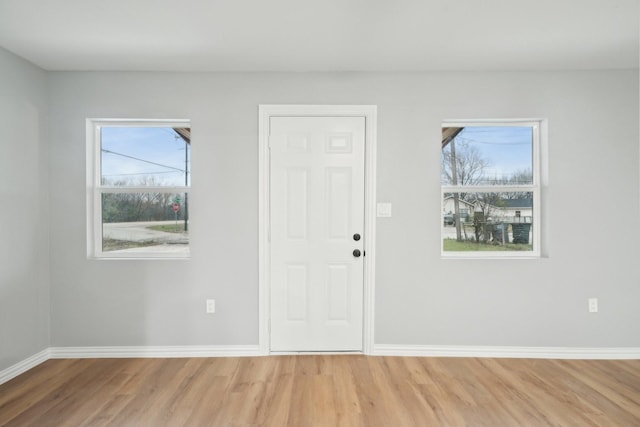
206,299 -> 216,314
377,203 -> 392,217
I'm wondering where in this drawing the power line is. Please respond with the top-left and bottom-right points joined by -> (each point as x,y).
102,171 -> 181,177
456,136 -> 529,146
102,149 -> 186,173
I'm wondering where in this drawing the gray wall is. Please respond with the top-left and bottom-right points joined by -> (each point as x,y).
0,51 -> 636,374
46,70 -> 640,348
0,48 -> 50,371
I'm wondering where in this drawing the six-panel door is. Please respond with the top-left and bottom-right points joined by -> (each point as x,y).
270,116 -> 365,352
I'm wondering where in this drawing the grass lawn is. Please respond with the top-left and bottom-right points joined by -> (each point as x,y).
147,224 -> 188,233
443,239 -> 532,252
103,238 -> 154,251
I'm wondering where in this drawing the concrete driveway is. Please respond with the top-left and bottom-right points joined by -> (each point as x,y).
102,221 -> 188,254
103,220 -> 188,244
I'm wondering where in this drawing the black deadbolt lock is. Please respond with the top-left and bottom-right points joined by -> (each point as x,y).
353,233 -> 361,241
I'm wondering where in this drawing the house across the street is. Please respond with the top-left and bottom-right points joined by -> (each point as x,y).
491,198 -> 533,223
443,196 -> 532,224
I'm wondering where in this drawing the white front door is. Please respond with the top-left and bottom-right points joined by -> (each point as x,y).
269,116 -> 365,352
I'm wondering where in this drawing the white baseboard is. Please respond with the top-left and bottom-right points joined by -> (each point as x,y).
373,344 -> 640,359
49,345 -> 263,359
0,348 -> 50,385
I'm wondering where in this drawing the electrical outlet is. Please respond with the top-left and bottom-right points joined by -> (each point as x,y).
206,299 -> 216,314
588,298 -> 598,313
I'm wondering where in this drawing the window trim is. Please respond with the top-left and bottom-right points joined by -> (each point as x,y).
441,119 -> 542,258
86,118 -> 191,259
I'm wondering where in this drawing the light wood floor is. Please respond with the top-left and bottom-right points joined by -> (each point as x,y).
0,355 -> 639,426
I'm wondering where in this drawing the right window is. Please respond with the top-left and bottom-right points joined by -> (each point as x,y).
441,121 -> 540,257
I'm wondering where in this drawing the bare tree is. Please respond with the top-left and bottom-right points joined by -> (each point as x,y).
441,140 -> 490,188
442,135 -> 490,241
468,192 -> 506,243
101,176 -> 185,223
486,168 -> 533,199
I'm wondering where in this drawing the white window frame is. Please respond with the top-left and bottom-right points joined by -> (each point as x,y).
86,118 -> 191,259
441,119 -> 542,258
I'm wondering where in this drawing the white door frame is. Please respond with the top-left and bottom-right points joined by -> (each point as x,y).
258,105 -> 377,355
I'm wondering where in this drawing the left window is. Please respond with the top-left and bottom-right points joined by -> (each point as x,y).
87,119 -> 191,258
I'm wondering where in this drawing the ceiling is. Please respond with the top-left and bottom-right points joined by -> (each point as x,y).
0,0 -> 637,72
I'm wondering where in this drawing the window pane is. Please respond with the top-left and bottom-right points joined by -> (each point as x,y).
443,191 -> 533,252
101,192 -> 189,254
101,127 -> 191,187
442,126 -> 533,186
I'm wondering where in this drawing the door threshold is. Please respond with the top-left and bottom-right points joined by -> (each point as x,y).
268,350 -> 364,356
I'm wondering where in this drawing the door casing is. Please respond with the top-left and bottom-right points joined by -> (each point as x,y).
258,105 -> 377,355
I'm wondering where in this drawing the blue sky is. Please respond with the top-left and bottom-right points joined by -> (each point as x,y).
452,126 -> 532,179
101,125 -> 528,188
101,127 -> 190,186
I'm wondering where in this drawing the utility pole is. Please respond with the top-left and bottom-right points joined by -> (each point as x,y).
449,138 -> 463,241
183,138 -> 189,232
173,128 -> 190,233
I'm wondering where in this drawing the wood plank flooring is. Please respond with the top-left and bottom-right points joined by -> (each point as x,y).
1,355 -> 639,426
